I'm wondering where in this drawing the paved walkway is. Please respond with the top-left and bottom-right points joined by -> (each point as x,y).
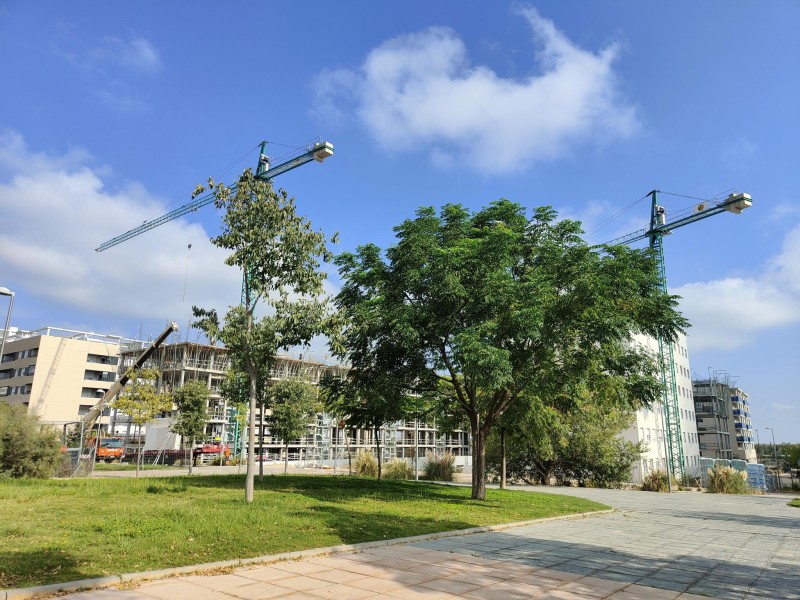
24,487 -> 800,600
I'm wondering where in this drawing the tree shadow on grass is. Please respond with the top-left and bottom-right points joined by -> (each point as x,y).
172,473 -> 484,505
285,503 -> 478,545
0,548 -> 85,589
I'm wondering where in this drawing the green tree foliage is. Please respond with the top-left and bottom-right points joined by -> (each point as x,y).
113,368 -> 172,477
321,374 -> 410,480
171,379 -> 210,475
487,403 -> 643,488
192,169 -> 338,503
333,200 -> 687,499
0,403 -> 63,478
267,379 -> 320,474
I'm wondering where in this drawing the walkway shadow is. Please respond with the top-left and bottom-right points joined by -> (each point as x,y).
413,529 -> 797,599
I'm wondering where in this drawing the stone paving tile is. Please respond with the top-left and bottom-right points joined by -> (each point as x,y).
224,581 -> 299,599
136,579 -> 241,599
608,585 -> 680,600
59,591 -> 152,600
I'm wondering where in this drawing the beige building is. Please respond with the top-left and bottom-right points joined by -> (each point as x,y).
0,326 -> 145,429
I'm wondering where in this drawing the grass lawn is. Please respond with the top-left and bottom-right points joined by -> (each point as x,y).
0,475 -> 606,588
789,498 -> 800,508
91,462 -> 184,472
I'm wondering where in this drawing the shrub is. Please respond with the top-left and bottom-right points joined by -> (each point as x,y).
354,450 -> 378,477
383,459 -> 414,480
641,470 -> 670,492
707,466 -> 750,494
423,452 -> 455,482
0,403 -> 63,478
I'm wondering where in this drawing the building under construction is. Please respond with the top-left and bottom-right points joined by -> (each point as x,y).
693,375 -> 756,463
118,341 -> 471,467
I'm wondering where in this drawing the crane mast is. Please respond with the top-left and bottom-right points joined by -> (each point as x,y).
613,190 -> 752,484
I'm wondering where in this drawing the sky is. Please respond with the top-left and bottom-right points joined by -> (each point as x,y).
0,2 -> 798,442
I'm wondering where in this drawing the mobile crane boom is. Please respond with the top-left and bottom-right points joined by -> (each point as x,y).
81,321 -> 178,429
95,141 -> 334,252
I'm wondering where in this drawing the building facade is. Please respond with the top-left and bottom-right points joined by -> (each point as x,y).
622,332 -> 702,483
692,377 -> 733,460
693,377 -> 756,463
120,341 -> 472,466
0,326 -> 145,430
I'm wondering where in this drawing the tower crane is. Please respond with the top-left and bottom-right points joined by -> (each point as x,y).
610,190 -> 752,483
95,140 -> 334,252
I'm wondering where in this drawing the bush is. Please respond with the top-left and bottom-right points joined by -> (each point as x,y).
354,450 -> 378,477
707,466 -> 750,494
424,452 -> 455,482
0,403 -> 63,478
641,470 -> 670,492
383,459 -> 414,480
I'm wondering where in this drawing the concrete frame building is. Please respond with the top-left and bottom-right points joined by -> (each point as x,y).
0,326 -> 144,430
693,376 -> 756,463
622,332 -> 702,483
121,341 -> 472,467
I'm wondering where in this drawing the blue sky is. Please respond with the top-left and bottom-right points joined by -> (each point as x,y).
1,2 -> 798,442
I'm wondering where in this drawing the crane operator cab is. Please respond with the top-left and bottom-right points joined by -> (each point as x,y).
655,205 -> 667,227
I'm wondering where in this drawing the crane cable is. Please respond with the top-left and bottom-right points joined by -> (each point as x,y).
586,192 -> 650,237
140,142 -> 262,224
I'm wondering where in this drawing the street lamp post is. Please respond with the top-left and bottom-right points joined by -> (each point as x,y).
755,429 -> 761,463
765,427 -> 781,493
0,287 -> 15,366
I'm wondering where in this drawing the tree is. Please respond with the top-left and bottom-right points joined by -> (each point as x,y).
487,402 -> 643,488
0,403 -> 63,478
113,368 -> 172,477
322,373 -> 410,480
171,379 -> 210,475
267,378 -> 320,474
192,169 -> 338,503
334,201 -> 687,499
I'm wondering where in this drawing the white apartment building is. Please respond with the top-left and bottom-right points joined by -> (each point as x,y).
623,332 -> 702,483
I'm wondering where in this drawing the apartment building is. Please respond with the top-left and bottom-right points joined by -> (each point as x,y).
0,326 -> 145,429
622,332 -> 702,483
692,377 -> 733,460
693,377 -> 756,463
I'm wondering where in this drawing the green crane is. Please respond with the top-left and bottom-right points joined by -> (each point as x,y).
95,140 -> 334,253
611,190 -> 752,483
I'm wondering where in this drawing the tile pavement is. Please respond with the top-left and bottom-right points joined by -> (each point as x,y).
19,486 -> 800,599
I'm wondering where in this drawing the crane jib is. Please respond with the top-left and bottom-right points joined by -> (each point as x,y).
94,140 -> 334,252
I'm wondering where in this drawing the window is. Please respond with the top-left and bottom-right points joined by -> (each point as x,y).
87,354 -> 119,366
81,387 -> 106,398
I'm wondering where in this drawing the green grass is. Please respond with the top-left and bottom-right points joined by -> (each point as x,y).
0,475 -> 606,588
91,462 -> 183,471
789,498 -> 800,508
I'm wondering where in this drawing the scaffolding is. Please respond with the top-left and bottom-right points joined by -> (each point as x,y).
116,342 -> 471,466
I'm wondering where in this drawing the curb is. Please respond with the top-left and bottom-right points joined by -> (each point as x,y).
2,508 -> 613,600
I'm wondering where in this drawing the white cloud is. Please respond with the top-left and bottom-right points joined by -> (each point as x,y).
674,224 -> 800,351
89,36 -> 163,74
312,7 -> 638,174
0,133 -> 242,330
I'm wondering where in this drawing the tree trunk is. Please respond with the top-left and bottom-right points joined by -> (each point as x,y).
245,368 -> 257,504
284,441 -> 289,475
189,437 -> 195,475
470,413 -> 486,500
259,403 -> 264,481
500,427 -> 507,489
135,423 -> 141,478
375,426 -> 382,480
346,429 -> 352,476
